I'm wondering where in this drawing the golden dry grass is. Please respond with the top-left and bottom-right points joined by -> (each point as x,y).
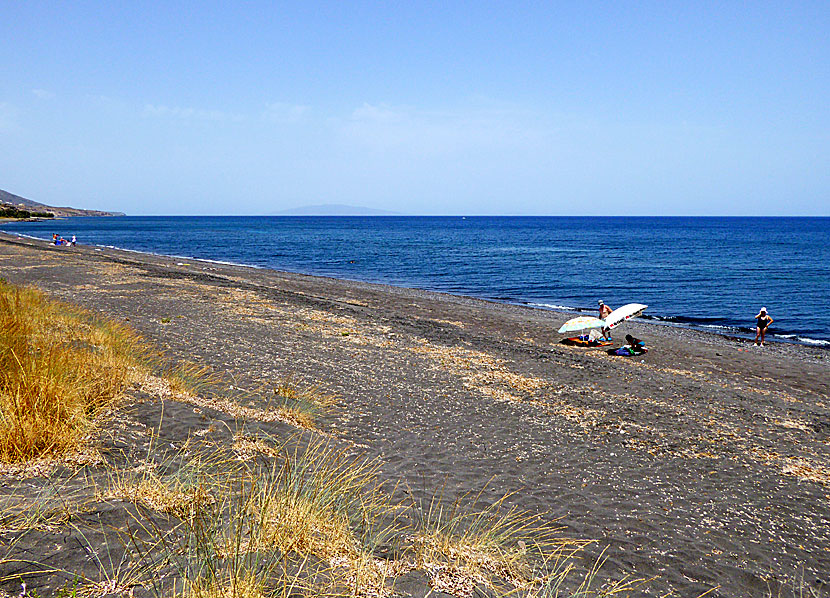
183,574 -> 269,598
0,280 -> 150,462
251,438 -> 392,560
140,436 -> 613,598
271,376 -> 337,430
412,491 -> 590,597
110,469 -> 216,520
124,441 -> 349,598
0,280 -> 631,596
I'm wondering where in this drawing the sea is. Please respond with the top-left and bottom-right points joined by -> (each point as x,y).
3,216 -> 829,346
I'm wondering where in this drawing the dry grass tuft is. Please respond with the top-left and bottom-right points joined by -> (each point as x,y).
194,438 -> 397,597
107,435 -> 230,520
110,471 -> 215,519
0,280 -> 150,462
125,445 -> 345,598
271,376 -> 337,430
181,571 -> 271,598
101,433 -> 631,598
412,490 -> 586,596
163,361 -> 221,398
253,438 -> 393,561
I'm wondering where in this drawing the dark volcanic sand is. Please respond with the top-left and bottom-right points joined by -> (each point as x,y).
0,233 -> 828,598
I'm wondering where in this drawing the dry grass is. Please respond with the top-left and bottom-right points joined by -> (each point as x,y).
164,362 -> 221,399
101,426 -> 631,597
183,573 -> 270,598
516,548 -> 649,598
0,280 -> 150,462
0,280 -> 634,596
143,436 -> 618,597
125,441 -> 349,598
251,438 -> 396,562
135,373 -> 334,431
118,436 -> 403,597
412,490 -> 589,597
271,376 -> 337,430
0,428 -> 634,598
109,463 -> 217,520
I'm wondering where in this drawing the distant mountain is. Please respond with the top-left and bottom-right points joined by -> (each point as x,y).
0,188 -> 124,217
272,204 -> 400,216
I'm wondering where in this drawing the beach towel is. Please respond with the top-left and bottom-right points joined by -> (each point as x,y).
611,345 -> 648,356
563,336 -> 613,347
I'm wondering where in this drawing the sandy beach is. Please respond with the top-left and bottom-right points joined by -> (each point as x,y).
0,232 -> 827,598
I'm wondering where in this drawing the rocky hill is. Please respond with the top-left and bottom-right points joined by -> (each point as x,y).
0,188 -> 125,217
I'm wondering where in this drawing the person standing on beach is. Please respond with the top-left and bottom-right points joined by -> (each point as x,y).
754,307 -> 773,346
598,300 -> 613,340
71,234 -> 76,246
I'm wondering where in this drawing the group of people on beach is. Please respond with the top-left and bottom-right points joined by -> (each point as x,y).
52,233 -> 76,247
596,299 -> 646,353
597,299 -> 774,348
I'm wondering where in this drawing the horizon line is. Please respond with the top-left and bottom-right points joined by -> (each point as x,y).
121,213 -> 830,218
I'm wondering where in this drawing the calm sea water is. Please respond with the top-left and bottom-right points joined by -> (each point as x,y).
4,216 -> 829,346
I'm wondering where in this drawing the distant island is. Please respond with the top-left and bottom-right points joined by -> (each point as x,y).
272,204 -> 400,216
0,188 -> 125,218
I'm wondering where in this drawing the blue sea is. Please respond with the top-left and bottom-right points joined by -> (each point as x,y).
4,216 -> 829,346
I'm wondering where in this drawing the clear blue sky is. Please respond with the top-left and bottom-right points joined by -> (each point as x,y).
1,1 -> 827,215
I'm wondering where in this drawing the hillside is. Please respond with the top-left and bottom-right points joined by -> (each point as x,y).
0,188 -> 124,217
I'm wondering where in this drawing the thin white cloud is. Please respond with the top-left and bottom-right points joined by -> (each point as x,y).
143,104 -> 243,122
340,102 -> 549,155
263,102 -> 309,124
0,102 -> 16,131
31,89 -> 55,100
350,103 -> 408,123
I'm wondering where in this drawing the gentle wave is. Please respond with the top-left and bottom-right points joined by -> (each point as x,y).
776,334 -> 830,346
96,243 -> 264,269
797,338 -> 830,346
528,302 -> 578,312
3,216 -> 829,348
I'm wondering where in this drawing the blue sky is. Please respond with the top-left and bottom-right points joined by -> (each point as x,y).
1,2 -> 827,215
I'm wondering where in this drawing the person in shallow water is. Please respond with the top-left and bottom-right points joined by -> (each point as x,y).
598,300 -> 613,340
754,307 -> 773,346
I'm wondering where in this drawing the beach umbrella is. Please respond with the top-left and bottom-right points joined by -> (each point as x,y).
604,303 -> 648,330
558,316 -> 606,334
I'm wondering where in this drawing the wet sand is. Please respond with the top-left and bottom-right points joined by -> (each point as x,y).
0,232 -> 828,597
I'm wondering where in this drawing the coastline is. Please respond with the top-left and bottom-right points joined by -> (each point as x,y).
2,229 -> 827,351
0,231 -> 828,597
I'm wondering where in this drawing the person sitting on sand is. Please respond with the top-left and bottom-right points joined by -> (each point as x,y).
625,334 -> 648,355
754,307 -> 773,346
598,300 -> 613,340
625,334 -> 643,348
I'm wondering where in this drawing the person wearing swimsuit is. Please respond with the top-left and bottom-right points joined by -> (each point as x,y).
598,300 -> 613,340
754,307 -> 773,346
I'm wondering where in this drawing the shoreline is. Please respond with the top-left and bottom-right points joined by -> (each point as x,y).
2,230 -> 827,352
